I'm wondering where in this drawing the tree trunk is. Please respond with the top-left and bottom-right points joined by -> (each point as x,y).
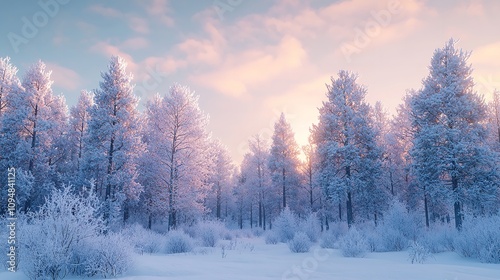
148,213 -> 153,230
346,165 -> 353,228
216,182 -> 221,219
452,176 -> 462,230
29,104 -> 38,173
123,201 -> 129,224
239,205 -> 243,229
346,191 -> 353,228
282,168 -> 286,208
258,199 -> 262,228
250,202 -> 253,228
263,205 -> 266,230
424,192 -> 430,228
338,202 -> 342,221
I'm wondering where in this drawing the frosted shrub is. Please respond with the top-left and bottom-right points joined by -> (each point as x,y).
378,228 -> 408,252
273,208 -> 298,242
122,224 -> 165,254
165,230 -> 194,254
288,232 -> 312,253
265,230 -> 280,245
18,186 -> 104,280
299,212 -> 321,242
419,225 -> 456,253
339,227 -> 369,257
365,230 -> 382,252
196,220 -> 225,247
252,227 -> 264,237
454,215 -> 500,263
376,201 -> 422,252
320,230 -> 337,249
408,241 -> 432,264
85,233 -> 133,278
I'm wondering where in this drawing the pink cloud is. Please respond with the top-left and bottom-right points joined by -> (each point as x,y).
121,37 -> 150,50
454,0 -> 484,16
192,35 -> 307,98
89,4 -> 150,34
471,41 -> 500,66
88,4 -> 122,17
145,0 -> 174,26
46,63 -> 82,91
129,17 -> 150,34
90,41 -> 187,84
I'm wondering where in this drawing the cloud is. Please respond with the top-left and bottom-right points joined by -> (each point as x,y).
88,4 -> 122,17
129,17 -> 150,34
88,4 -> 150,34
471,41 -> 500,66
46,63 -> 82,91
454,0 -> 484,16
121,37 -> 149,50
90,42 -> 138,75
145,0 -> 174,26
191,35 -> 307,98
90,41 -> 186,84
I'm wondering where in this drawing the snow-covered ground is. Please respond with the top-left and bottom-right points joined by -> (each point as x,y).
4,237 -> 498,280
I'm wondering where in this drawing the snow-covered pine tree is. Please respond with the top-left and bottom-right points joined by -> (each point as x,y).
312,70 -> 383,228
410,39 -> 500,230
82,56 -> 143,225
268,113 -> 301,213
140,84 -> 210,230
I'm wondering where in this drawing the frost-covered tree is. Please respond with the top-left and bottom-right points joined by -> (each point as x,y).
389,93 -> 417,208
206,139 -> 234,220
301,135 -> 322,212
489,90 -> 500,145
141,84 -> 210,230
0,61 -> 68,210
268,113 -> 301,212
82,56 -> 143,224
69,90 -> 94,174
312,71 -> 383,227
0,57 -> 20,132
239,135 -> 275,229
410,39 -> 500,230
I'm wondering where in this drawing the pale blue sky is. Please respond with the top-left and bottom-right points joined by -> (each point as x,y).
1,0 -> 500,163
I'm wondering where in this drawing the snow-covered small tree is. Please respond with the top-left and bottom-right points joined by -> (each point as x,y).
82,56 -> 143,225
410,39 -> 500,229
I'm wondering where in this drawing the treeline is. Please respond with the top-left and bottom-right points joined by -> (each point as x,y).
0,39 -> 499,231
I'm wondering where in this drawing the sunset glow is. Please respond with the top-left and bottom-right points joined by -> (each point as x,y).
2,0 -> 499,163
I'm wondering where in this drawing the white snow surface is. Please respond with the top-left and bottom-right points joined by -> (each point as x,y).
2,237 -> 499,280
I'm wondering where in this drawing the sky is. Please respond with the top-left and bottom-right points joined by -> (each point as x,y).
1,0 -> 500,164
